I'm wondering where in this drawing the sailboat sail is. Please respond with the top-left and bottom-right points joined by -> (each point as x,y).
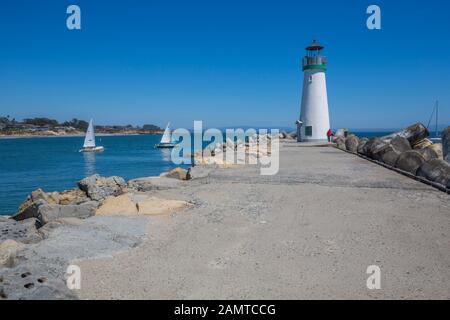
160,122 -> 172,144
83,119 -> 96,148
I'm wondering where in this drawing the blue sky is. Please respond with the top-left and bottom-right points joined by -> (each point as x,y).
0,0 -> 449,130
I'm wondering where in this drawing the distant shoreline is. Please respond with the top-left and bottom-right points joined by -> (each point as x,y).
0,132 -> 163,140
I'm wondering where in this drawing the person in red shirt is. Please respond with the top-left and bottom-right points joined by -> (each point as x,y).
327,129 -> 333,142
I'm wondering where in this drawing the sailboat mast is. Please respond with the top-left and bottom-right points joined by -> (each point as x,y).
435,100 -> 439,138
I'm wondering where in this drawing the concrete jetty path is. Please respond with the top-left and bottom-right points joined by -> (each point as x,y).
77,143 -> 450,299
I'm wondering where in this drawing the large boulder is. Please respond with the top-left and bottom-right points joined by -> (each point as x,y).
443,126 -> 450,162
127,177 -> 184,191
58,189 -> 90,205
367,139 -> 389,160
412,138 -> 433,150
345,135 -> 359,153
77,175 -> 126,202
390,136 -> 412,153
12,199 -> 47,222
381,150 -> 401,167
360,138 -> 380,157
357,138 -> 369,154
369,136 -> 412,162
416,146 -> 440,162
37,201 -> 98,226
428,143 -> 443,160
381,123 -> 429,145
335,128 -> 349,139
335,136 -> 346,150
395,150 -> 426,174
16,189 -> 58,217
373,136 -> 411,165
417,159 -> 450,187
160,167 -> 191,181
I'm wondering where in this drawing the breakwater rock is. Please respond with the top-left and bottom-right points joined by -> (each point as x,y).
334,123 -> 450,191
443,126 -> 450,162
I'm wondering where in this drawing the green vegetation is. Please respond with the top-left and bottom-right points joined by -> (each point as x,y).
62,118 -> 89,130
142,124 -> 161,132
23,118 -> 59,127
0,115 -> 163,136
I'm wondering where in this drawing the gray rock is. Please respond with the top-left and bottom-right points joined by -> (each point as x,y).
345,135 -> 359,153
357,138 -> 369,154
395,150 -> 426,174
390,136 -> 412,153
416,146 -> 440,162
11,199 -> 47,222
370,141 -> 392,161
362,136 -> 411,164
160,167 -> 190,181
381,123 -> 429,145
412,138 -> 433,150
37,201 -> 98,226
442,126 -> 450,162
0,218 -> 42,244
361,138 -> 380,157
365,138 -> 387,159
381,150 -> 401,167
335,128 -> 349,138
335,136 -> 346,150
127,177 -> 184,191
417,159 -> 450,187
77,175 -> 126,201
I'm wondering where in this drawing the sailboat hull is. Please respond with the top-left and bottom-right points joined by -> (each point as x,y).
155,143 -> 176,149
79,146 -> 105,153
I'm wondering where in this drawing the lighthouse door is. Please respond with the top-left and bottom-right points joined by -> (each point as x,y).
305,126 -> 313,137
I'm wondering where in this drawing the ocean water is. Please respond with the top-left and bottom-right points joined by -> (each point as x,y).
0,131 -> 393,215
0,135 -> 187,215
352,131 -> 393,138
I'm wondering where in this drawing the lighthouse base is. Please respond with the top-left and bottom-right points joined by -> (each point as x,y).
297,137 -> 329,143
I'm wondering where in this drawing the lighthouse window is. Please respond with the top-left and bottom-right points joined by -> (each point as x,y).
305,126 -> 312,136
309,75 -> 313,83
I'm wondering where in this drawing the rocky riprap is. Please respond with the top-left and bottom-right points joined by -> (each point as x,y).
333,123 -> 450,191
0,174 -> 130,299
0,164 -> 205,300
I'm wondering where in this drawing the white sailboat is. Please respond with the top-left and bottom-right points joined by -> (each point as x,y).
155,122 -> 176,148
427,100 -> 441,143
79,119 -> 105,152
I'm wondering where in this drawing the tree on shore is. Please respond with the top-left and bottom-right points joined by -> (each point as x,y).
61,118 -> 89,130
23,118 -> 59,127
142,124 -> 162,132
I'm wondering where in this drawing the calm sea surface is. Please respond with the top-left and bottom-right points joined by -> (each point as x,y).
0,131 -> 392,215
0,135 -> 187,215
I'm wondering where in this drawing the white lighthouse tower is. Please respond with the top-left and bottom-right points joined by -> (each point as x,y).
297,40 -> 331,142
